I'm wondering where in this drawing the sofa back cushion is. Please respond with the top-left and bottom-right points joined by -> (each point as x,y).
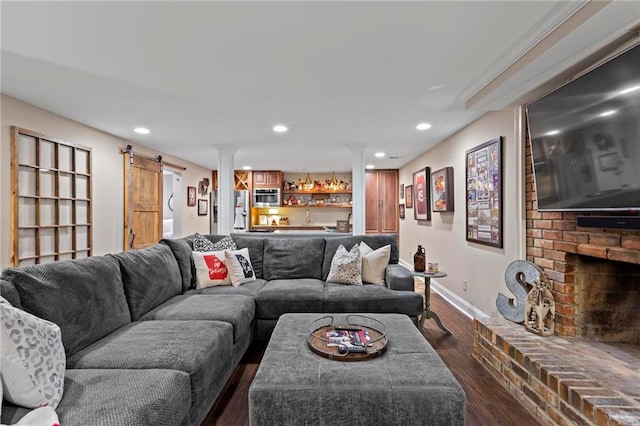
1,256 -> 131,357
160,236 -> 195,292
321,234 -> 399,281
232,235 -> 264,279
110,244 -> 182,321
0,278 -> 23,309
263,238 -> 326,280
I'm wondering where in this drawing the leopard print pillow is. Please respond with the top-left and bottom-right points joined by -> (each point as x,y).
0,297 -> 66,409
326,244 -> 363,285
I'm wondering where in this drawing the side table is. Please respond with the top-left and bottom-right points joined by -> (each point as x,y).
412,271 -> 452,335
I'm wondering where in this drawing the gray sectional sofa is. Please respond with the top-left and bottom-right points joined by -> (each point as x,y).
1,233 -> 423,426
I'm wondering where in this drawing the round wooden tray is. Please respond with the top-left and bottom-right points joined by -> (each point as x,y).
307,315 -> 388,362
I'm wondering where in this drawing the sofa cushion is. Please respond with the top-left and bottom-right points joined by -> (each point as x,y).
255,279 -> 325,319
263,238 -> 325,280
0,278 -> 22,309
110,244 -> 182,321
1,256 -> 130,357
0,299 -> 66,409
67,320 -> 234,426
1,369 -> 191,426
138,294 -> 255,343
160,236 -> 195,292
322,235 -> 399,281
185,278 -> 267,297
323,282 -> 423,316
232,235 -> 265,279
326,244 -> 362,285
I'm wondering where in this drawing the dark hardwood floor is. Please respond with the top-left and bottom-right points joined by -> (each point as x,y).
202,290 -> 539,426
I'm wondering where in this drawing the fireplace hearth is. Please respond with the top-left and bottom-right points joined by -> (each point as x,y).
471,141 -> 640,425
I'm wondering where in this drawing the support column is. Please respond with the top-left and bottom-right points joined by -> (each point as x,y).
216,147 -> 235,235
351,147 -> 365,235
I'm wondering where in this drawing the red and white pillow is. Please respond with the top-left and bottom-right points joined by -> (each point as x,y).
193,248 -> 256,288
192,250 -> 231,288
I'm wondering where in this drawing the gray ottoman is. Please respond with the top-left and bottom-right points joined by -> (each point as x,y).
249,313 -> 466,426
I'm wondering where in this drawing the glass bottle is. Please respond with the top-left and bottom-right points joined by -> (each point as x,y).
414,245 -> 426,272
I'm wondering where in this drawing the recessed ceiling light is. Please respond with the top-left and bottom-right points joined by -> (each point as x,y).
416,123 -> 431,130
374,152 -> 385,158
545,130 -> 560,136
599,110 -> 617,117
242,165 -> 252,170
365,164 -> 375,169
273,124 -> 288,133
429,84 -> 444,90
134,127 -> 150,134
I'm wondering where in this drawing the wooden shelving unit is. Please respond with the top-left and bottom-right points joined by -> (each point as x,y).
11,127 -> 93,266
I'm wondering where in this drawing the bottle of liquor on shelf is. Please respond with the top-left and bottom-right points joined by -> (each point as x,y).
414,245 -> 426,272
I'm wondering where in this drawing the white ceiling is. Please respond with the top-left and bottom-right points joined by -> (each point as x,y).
2,1 -> 639,173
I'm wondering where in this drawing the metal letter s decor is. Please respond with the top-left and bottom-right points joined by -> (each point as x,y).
497,260 -> 542,323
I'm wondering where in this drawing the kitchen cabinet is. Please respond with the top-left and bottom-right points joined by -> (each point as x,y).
253,171 -> 283,189
365,169 -> 398,234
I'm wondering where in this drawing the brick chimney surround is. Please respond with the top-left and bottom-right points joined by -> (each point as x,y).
472,142 -> 640,426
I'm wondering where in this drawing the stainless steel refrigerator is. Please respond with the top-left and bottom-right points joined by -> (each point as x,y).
211,190 -> 250,234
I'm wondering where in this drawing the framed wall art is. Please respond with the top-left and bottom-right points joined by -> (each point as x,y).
465,136 -> 503,248
400,183 -> 404,199
412,167 -> 431,221
198,199 -> 208,216
431,167 -> 454,212
187,186 -> 197,206
405,185 -> 413,209
399,203 -> 405,219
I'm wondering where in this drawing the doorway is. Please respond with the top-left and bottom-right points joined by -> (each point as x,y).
162,170 -> 182,239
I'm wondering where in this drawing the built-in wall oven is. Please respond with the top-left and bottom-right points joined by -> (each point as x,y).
253,188 -> 281,207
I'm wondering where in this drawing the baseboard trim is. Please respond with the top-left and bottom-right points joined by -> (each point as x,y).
399,260 -> 489,320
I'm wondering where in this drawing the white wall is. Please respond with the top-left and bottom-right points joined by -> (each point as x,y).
1,94 -> 213,267
399,107 -> 526,317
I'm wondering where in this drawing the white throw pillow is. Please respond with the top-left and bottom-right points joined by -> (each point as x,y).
192,250 -> 231,288
224,248 -> 256,286
359,242 -> 391,285
326,244 -> 362,285
0,298 -> 66,409
10,406 -> 60,426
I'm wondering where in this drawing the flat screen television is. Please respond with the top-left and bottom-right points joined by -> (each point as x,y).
526,44 -> 640,212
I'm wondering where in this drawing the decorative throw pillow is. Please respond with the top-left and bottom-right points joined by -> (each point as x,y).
326,244 -> 362,285
224,248 -> 256,286
359,242 -> 391,285
193,234 -> 237,252
0,297 -> 66,409
12,406 -> 60,426
192,250 -> 231,288
211,235 -> 237,251
193,233 -> 216,252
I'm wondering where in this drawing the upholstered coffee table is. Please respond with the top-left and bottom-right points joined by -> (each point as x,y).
249,313 -> 465,425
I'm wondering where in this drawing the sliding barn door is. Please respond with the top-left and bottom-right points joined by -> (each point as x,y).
124,152 -> 163,250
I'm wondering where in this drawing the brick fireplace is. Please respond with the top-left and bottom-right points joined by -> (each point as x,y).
472,141 -> 640,425
524,142 -> 640,344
